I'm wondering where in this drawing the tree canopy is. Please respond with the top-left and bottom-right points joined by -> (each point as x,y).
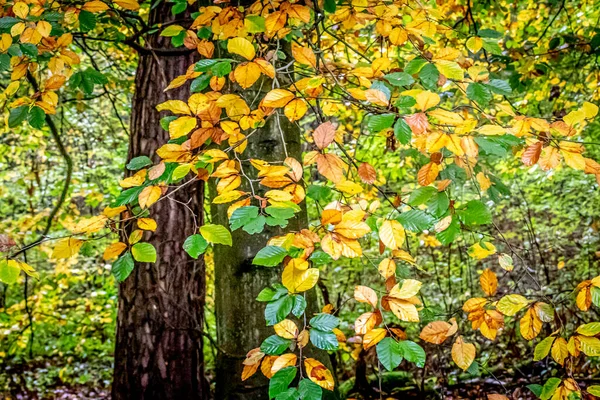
1,0 -> 600,399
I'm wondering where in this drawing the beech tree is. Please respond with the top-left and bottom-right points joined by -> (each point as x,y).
2,0 -> 600,399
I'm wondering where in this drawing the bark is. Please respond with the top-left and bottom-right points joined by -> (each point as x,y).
112,3 -> 206,399
210,84 -> 337,399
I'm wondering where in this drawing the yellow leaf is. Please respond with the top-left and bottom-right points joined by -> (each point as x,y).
363,328 -> 387,349
241,363 -> 259,381
83,1 -> 110,12
479,269 -> 497,297
284,99 -> 308,122
13,2 -> 29,19
274,319 -> 298,339
138,218 -> 157,232
282,264 -> 319,293
468,241 -> 496,259
73,215 -> 107,234
304,358 -> 335,391
113,0 -> 140,11
292,43 -> 316,67
169,116 -> 197,139
354,285 -> 378,308
452,336 -> 476,370
103,242 -> 127,260
271,353 -> 297,374
520,308 -> 542,340
378,258 -> 396,279
335,180 -> 363,195
551,337 -> 569,365
234,62 -> 261,89
387,298 -> 419,322
156,100 -> 191,115
416,91 -> 440,111
466,36 -> 482,52
434,60 -> 464,81
103,205 -> 126,218
583,101 -> 599,119
561,149 -> 586,171
52,238 -> 84,259
333,220 -> 370,239
212,190 -> 245,204
379,220 -> 405,250
263,89 -> 295,108
138,186 -> 161,209
496,294 -> 529,316
389,279 -> 422,299
227,37 -> 255,61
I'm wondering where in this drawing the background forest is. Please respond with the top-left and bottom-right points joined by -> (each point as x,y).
1,0 -> 600,399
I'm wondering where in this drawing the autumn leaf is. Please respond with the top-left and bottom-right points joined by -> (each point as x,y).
227,37 -> 256,60
479,269 -> 498,297
313,121 -> 336,150
452,336 -> 476,371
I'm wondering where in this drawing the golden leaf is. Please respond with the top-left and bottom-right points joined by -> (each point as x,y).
138,186 -> 162,209
379,220 -> 405,250
479,269 -> 498,297
354,285 -> 378,308
452,336 -> 476,371
363,328 -> 387,350
227,37 -> 255,61
103,242 -> 127,261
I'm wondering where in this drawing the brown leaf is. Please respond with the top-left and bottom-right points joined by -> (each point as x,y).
358,162 -> 377,184
313,121 -> 336,149
521,141 -> 543,166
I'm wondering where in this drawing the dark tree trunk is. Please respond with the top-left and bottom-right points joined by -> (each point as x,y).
112,3 -> 206,399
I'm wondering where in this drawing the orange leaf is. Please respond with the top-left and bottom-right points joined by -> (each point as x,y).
521,141 -> 543,166
358,162 -> 377,184
313,121 -> 336,150
417,162 -> 439,186
479,269 -> 498,297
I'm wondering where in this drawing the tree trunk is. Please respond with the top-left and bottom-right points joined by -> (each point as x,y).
210,83 -> 337,399
112,3 -> 206,399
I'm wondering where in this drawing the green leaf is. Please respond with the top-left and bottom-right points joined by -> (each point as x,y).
367,113 -> 395,133
419,63 -> 439,91
245,15 -> 266,33
384,72 -> 414,87
577,322 -> 600,336
404,58 -> 427,74
265,295 -> 294,325
243,215 -> 266,234
190,74 -> 211,93
393,118 -> 412,145
126,156 -> 152,170
261,335 -> 292,355
27,106 -> 45,129
0,260 -> 20,284
112,252 -> 135,282
291,295 -> 307,317
486,79 -> 512,96
298,379 -> 322,400
0,17 -> 20,29
533,336 -> 554,361
269,367 -> 297,399
309,313 -> 339,332
323,0 -> 336,13
457,200 -> 492,226
474,135 -> 522,157
78,10 -> 96,32
540,377 -> 561,400
397,209 -> 434,232
309,328 -> 338,351
275,388 -> 300,400
266,206 -> 295,220
588,385 -> 600,396
183,234 -> 208,259
0,53 -> 10,72
466,82 -> 492,107
211,61 -> 232,77
409,186 -> 437,206
160,25 -> 185,37
398,340 -> 426,368
257,285 -> 288,302
253,246 -> 288,267
436,217 -> 460,245
306,185 -> 332,202
200,224 -> 232,246
592,286 -> 600,308
230,206 -> 260,230
8,106 -> 29,128
376,337 -> 402,371
172,164 -> 191,181
195,59 -> 220,72
527,384 -> 543,398
131,242 -> 157,263
113,186 -> 145,207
